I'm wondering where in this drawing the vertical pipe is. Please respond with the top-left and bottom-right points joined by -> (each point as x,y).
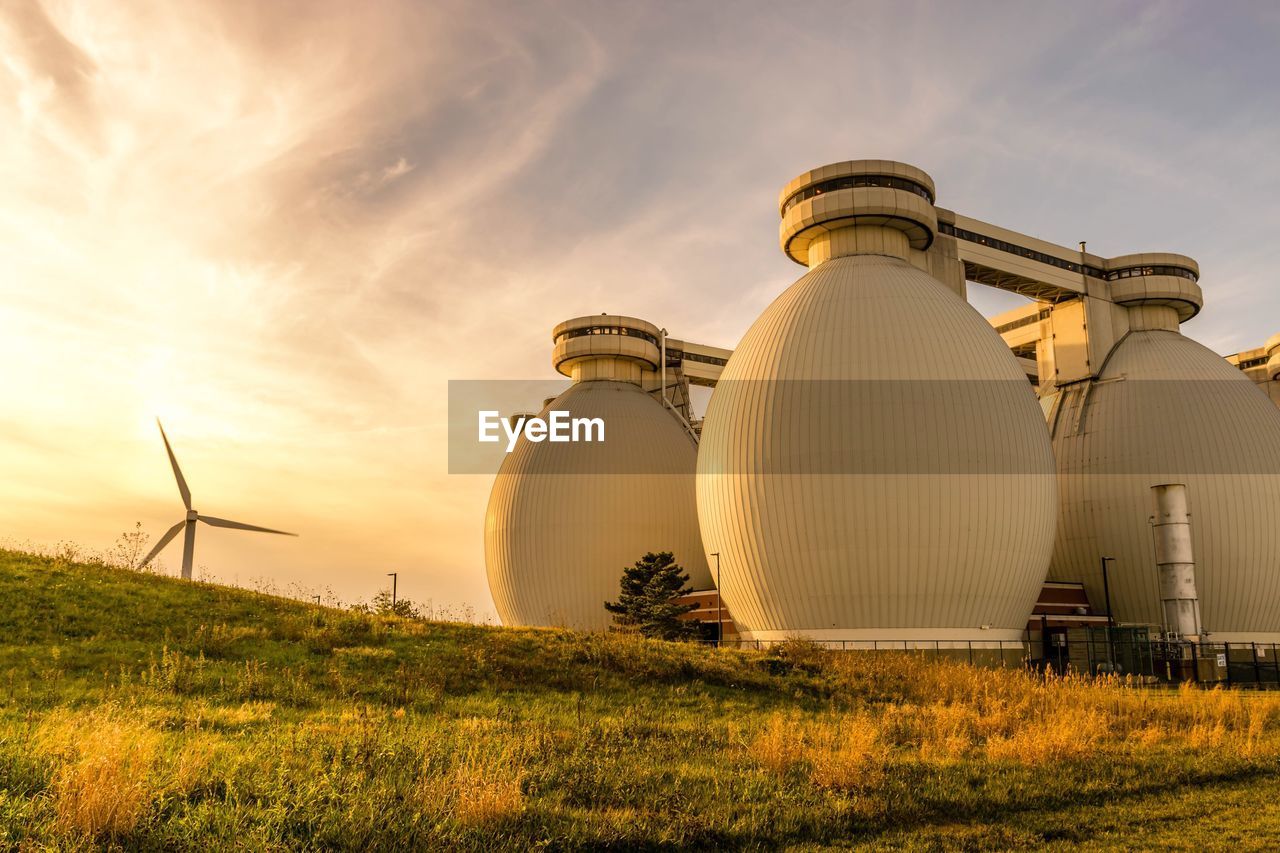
1151,483 -> 1202,641
659,329 -> 667,407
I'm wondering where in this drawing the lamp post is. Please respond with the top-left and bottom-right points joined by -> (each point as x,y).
710,552 -> 722,646
1100,556 -> 1116,672
1100,557 -> 1115,627
387,572 -> 397,608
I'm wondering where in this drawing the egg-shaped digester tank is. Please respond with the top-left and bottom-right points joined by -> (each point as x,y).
1047,265 -> 1280,642
696,161 -> 1058,642
485,315 -> 711,630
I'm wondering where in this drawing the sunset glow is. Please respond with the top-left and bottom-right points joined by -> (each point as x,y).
3,1 -> 1279,616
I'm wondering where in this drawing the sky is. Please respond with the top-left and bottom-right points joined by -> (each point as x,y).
3,0 -> 1279,617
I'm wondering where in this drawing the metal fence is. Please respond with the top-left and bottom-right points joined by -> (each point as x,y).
704,629 -> 1280,689
1153,640 -> 1280,687
1057,628 -> 1280,687
710,637 -> 1030,669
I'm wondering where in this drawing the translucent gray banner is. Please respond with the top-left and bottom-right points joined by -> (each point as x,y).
448,378 -> 1280,475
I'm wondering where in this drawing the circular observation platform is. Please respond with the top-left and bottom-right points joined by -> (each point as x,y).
778,160 -> 938,266
1105,253 -> 1202,322
551,314 -> 662,379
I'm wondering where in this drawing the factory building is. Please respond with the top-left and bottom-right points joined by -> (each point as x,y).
484,159 -> 1280,646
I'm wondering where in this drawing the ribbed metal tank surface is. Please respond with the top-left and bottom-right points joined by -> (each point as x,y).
1048,329 -> 1280,641
486,380 -> 711,630
696,255 -> 1058,641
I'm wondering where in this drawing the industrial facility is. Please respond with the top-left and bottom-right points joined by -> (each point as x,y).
485,315 -> 713,631
484,159 -> 1280,674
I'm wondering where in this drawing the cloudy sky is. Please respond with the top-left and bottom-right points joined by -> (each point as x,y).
2,0 -> 1278,616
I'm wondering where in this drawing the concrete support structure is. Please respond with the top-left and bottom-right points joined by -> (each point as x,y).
986,252 -> 1202,394
1225,332 -> 1280,407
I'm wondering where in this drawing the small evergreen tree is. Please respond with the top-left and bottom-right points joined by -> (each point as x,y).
604,551 -> 698,640
370,590 -> 421,619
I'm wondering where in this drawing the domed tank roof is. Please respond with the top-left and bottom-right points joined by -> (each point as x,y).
486,380 -> 711,630
696,253 -> 1058,641
1049,328 -> 1280,640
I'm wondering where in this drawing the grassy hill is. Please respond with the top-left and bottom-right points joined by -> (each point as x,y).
2,548 -> 1280,850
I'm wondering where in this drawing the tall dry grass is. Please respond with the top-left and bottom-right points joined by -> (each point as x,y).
751,710 -> 884,791
450,748 -> 527,828
415,739 -> 527,829
806,713 -> 883,791
746,649 -> 1280,774
34,705 -> 159,839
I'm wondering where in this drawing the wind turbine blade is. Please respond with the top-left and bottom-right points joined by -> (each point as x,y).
139,520 -> 186,568
198,515 -> 297,536
156,419 -> 192,510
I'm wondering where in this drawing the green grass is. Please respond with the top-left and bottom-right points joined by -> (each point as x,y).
2,547 -> 1280,850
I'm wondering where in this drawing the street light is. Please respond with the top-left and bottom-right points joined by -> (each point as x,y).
710,552 -> 722,646
1100,557 -> 1116,627
387,572 -> 397,608
1100,556 -> 1117,672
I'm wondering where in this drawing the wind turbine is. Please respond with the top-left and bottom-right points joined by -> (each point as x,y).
140,419 -> 297,579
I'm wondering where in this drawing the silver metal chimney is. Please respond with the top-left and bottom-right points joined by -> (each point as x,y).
1151,483 -> 1202,640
